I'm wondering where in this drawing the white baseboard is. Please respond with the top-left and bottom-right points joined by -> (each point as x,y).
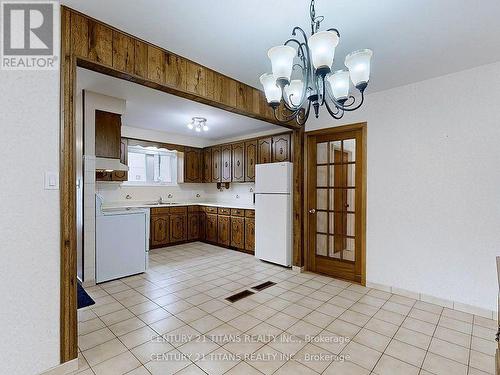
367,281 -> 496,320
39,358 -> 78,375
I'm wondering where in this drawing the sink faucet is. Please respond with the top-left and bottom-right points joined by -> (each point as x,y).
158,196 -> 163,204
167,193 -> 173,199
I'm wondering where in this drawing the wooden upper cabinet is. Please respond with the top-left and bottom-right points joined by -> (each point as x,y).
112,31 -> 134,74
231,216 -> 245,249
88,21 -> 112,66
217,215 -> 230,246
211,147 -> 221,183
170,213 -> 187,243
232,143 -> 245,182
202,148 -> 212,183
95,110 -> 121,159
245,140 -> 257,182
272,133 -> 291,162
221,145 -> 232,182
184,147 -> 202,183
257,137 -> 272,164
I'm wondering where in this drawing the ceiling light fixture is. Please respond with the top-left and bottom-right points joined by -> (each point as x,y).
187,117 -> 208,132
260,0 -> 373,125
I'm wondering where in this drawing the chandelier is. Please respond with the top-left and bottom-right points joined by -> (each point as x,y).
187,117 -> 208,132
260,0 -> 373,125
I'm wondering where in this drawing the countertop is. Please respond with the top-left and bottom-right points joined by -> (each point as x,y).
101,201 -> 255,211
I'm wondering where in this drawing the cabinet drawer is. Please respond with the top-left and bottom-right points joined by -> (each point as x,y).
231,208 -> 245,217
188,205 -> 201,212
170,206 -> 187,215
151,207 -> 170,215
218,207 -> 231,215
245,209 -> 255,218
205,206 -> 218,214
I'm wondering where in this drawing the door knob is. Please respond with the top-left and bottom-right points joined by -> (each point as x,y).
309,209 -> 316,214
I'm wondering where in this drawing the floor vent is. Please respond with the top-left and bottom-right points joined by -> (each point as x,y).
251,281 -> 277,291
225,290 -> 254,303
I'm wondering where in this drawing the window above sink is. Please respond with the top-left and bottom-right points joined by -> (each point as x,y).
122,145 -> 182,186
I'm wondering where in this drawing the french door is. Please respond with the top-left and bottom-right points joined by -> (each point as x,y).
306,124 -> 366,284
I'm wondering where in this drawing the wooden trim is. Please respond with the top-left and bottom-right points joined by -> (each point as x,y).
304,122 -> 367,285
63,6 -> 297,129
292,128 -> 305,267
60,8 -> 78,363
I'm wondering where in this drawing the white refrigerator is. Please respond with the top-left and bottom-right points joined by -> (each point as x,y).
255,162 -> 293,267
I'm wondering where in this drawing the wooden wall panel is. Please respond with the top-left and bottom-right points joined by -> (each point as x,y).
205,69 -> 215,100
165,52 -> 186,90
186,62 -> 206,96
134,40 -> 148,78
147,45 -> 165,83
112,31 -> 134,73
70,12 -> 88,57
88,21 -> 113,65
237,83 -> 253,113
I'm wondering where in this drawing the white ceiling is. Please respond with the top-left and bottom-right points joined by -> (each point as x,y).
77,68 -> 278,140
63,0 -> 500,94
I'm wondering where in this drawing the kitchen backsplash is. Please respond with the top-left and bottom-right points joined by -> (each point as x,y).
96,182 -> 256,206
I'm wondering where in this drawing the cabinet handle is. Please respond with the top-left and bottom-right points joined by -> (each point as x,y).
237,161 -> 240,167
225,162 -> 228,167
280,147 -> 284,154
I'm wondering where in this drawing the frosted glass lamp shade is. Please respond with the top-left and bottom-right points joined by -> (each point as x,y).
259,73 -> 281,104
284,79 -> 304,107
187,122 -> 194,129
308,31 -> 339,72
345,49 -> 373,88
267,45 -> 296,84
327,70 -> 350,100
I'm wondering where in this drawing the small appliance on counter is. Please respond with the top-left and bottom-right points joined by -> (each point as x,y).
255,162 -> 293,267
95,194 -> 149,283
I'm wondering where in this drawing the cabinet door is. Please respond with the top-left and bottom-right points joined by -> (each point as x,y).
245,217 -> 255,252
184,147 -> 202,183
188,213 -> 200,240
212,147 -> 221,182
231,216 -> 245,249
221,145 -> 232,182
206,214 -> 218,242
257,137 -> 272,164
245,140 -> 257,182
151,215 -> 169,247
95,110 -> 121,159
272,133 -> 291,162
112,138 -> 128,181
218,215 -> 230,246
170,214 -> 187,243
199,212 -> 206,240
232,143 -> 245,182
202,148 -> 212,183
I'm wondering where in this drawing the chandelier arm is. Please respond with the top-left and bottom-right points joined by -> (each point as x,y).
297,100 -> 312,126
324,82 -> 366,112
292,27 -> 308,43
324,98 -> 345,119
326,28 -> 341,38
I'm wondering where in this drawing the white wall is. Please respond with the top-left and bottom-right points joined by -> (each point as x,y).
308,61 -> 500,312
0,48 -> 61,375
122,125 -> 211,148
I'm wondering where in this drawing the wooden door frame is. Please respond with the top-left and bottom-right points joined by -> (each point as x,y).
303,122 -> 367,285
59,7 -> 303,363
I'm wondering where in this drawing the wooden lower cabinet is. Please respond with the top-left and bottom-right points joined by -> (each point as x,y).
150,206 -> 255,251
231,216 -> 245,249
245,217 -> 255,253
188,213 -> 200,240
217,215 -> 230,246
206,213 -> 218,242
169,213 -> 187,243
150,214 -> 169,248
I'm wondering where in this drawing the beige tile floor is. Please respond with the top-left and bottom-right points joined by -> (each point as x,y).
73,242 -> 497,375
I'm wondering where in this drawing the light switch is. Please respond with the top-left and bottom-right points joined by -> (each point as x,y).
44,172 -> 59,190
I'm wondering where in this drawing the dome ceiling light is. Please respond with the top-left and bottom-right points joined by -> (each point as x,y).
187,117 -> 208,132
260,0 -> 373,125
